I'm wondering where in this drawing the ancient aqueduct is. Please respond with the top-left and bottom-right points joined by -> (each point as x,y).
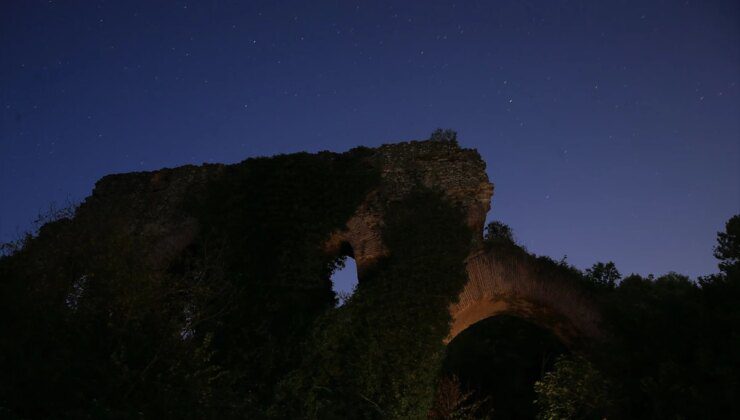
84,139 -> 600,344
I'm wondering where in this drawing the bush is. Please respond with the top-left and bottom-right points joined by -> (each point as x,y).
534,355 -> 611,420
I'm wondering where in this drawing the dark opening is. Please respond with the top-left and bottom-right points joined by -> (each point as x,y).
330,244 -> 359,306
435,315 -> 568,419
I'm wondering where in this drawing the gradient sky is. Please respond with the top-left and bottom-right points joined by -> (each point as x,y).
2,1 -> 738,294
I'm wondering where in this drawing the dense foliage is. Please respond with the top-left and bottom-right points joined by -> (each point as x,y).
442,316 -> 567,419
274,188 -> 473,418
0,187 -> 208,418
589,216 -> 740,418
181,149 -> 381,416
533,355 -> 611,420
0,149 -> 381,418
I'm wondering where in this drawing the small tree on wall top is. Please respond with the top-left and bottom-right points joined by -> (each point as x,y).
483,221 -> 515,245
430,128 -> 458,143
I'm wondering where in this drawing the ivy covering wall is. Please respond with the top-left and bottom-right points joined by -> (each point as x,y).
274,188 -> 472,419
0,147 -> 475,419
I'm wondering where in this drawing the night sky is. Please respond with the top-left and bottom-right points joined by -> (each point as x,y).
2,1 -> 738,293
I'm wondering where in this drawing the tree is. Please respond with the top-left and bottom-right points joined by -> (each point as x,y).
483,221 -> 515,245
430,128 -> 458,143
585,261 -> 620,289
714,214 -> 740,276
534,355 -> 611,420
429,376 -> 492,419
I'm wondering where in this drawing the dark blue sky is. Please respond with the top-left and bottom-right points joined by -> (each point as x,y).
2,1 -> 738,285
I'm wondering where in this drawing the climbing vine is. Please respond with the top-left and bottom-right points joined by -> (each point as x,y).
274,187 -> 473,419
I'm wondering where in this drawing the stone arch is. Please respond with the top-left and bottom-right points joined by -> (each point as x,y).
448,249 -> 601,345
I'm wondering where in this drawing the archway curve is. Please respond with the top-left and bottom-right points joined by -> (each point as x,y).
439,314 -> 570,418
448,248 -> 602,346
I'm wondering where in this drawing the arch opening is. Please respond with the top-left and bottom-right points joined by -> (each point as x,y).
331,253 -> 359,306
433,315 -> 569,419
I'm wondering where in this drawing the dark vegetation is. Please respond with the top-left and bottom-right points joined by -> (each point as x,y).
436,216 -> 740,419
0,136 -> 738,418
440,315 -> 567,419
573,215 -> 740,419
274,188 -> 473,418
181,149 -> 381,415
0,148 -> 385,418
0,142 -> 476,419
590,215 -> 740,419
